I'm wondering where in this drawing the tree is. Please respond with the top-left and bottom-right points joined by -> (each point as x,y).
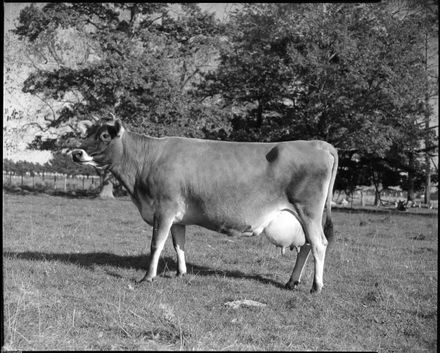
201,3 -> 435,195
11,3 -> 226,197
14,3 -> 224,135
198,3 -> 303,141
379,0 -> 439,202
416,1 -> 438,204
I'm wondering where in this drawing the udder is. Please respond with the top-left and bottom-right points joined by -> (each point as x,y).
263,210 -> 306,248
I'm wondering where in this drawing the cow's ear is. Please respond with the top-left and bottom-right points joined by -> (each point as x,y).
114,119 -> 125,137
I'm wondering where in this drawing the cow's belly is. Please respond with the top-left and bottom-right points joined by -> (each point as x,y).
132,189 -> 306,250
181,198 -> 305,248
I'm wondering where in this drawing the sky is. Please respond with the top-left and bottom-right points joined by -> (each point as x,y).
4,2 -> 27,32
198,3 -> 240,20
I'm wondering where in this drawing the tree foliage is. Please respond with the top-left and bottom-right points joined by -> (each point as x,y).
201,4 -> 432,149
198,2 -> 437,197
9,2 -> 438,196
13,3 -> 227,143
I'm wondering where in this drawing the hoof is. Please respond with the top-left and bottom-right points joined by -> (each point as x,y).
176,272 -> 186,278
310,283 -> 322,294
135,274 -> 154,284
285,280 -> 300,290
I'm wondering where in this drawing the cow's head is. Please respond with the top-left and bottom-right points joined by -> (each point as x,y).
71,118 -> 125,170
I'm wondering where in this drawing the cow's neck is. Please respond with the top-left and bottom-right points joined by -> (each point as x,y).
109,131 -> 159,196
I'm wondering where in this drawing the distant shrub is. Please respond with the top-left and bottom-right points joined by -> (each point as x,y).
34,182 -> 47,190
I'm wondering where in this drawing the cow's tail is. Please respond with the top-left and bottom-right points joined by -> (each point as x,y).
323,145 -> 338,245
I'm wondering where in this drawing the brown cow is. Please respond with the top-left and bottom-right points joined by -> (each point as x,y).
71,118 -> 338,293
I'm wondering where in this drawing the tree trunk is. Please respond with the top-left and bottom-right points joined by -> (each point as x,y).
424,152 -> 431,205
256,99 -> 263,128
407,173 -> 415,202
373,181 -> 383,207
423,31 -> 431,206
98,170 -> 114,199
407,153 -> 415,202
424,93 -> 431,205
374,189 -> 381,207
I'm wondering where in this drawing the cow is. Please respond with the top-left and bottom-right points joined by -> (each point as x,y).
71,117 -> 338,293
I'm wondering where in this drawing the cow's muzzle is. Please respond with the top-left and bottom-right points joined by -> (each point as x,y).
71,149 -> 94,164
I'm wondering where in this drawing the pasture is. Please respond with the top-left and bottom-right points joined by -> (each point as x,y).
3,192 -> 438,351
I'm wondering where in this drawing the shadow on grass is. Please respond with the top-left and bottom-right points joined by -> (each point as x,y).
3,250 -> 286,289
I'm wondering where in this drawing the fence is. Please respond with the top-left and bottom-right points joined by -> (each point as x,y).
333,188 -> 438,209
3,171 -> 101,193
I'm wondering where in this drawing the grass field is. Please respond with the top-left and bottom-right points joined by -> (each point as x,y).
3,192 -> 438,351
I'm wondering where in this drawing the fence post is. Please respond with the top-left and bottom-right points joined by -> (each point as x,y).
54,173 -> 57,190
64,174 -> 67,192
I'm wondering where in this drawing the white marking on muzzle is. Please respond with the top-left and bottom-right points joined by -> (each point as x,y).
71,149 -> 96,166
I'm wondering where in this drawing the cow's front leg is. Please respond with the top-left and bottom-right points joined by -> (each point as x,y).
138,214 -> 174,283
171,224 -> 187,277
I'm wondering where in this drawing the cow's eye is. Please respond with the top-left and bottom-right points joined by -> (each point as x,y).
100,132 -> 111,141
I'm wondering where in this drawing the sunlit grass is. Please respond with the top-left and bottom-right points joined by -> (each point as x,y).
3,192 -> 437,351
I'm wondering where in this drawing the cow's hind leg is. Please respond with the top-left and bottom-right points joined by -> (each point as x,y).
171,224 -> 187,277
304,220 -> 328,293
286,210 -> 328,293
137,214 -> 173,283
285,243 -> 311,289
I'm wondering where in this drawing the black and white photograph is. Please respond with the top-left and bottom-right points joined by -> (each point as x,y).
3,2 -> 438,351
